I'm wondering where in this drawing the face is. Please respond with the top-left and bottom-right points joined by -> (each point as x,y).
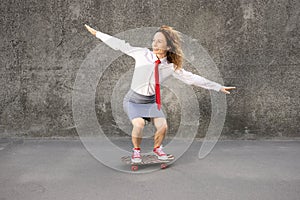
152,32 -> 169,56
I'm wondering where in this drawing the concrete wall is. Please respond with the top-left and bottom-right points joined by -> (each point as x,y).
0,0 -> 299,138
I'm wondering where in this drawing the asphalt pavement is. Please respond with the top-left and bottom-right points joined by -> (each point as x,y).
0,138 -> 299,200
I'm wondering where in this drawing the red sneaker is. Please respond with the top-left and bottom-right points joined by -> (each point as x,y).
153,145 -> 168,160
131,148 -> 142,163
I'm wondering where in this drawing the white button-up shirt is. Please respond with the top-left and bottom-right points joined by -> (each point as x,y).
96,31 -> 223,96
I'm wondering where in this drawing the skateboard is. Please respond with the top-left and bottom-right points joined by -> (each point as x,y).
121,154 -> 174,171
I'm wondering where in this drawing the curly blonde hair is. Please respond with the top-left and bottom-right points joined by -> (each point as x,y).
156,25 -> 184,70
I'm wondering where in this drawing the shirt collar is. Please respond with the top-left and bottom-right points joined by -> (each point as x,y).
158,56 -> 168,64
153,53 -> 168,64
148,50 -> 169,64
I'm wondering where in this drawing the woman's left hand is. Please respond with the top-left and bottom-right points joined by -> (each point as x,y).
85,24 -> 97,36
220,86 -> 236,94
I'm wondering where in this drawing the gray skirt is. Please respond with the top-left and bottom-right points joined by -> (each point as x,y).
123,89 -> 165,121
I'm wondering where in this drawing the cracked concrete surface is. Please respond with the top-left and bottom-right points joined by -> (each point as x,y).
0,0 -> 299,137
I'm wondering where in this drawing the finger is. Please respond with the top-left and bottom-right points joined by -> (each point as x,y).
221,88 -> 230,94
225,87 -> 236,90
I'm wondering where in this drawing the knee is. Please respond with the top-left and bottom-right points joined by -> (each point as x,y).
132,119 -> 145,130
162,122 -> 168,131
157,120 -> 168,132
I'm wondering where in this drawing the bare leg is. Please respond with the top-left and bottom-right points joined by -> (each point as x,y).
131,118 -> 145,148
153,118 -> 168,148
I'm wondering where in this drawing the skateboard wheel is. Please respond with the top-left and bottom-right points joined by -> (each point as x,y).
160,163 -> 167,169
131,165 -> 138,171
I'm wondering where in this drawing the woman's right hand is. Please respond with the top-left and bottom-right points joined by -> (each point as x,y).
84,24 -> 97,36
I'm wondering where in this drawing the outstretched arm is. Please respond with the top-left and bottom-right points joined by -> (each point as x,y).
172,68 -> 236,94
84,24 -> 144,58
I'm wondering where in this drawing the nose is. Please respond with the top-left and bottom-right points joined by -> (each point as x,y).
152,40 -> 158,46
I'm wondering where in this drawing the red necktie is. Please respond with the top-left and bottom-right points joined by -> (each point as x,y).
154,59 -> 161,110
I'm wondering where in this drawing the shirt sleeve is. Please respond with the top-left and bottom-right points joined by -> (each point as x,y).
95,31 -> 145,58
172,68 -> 223,92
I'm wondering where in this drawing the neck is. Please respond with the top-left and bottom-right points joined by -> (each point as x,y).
156,53 -> 167,59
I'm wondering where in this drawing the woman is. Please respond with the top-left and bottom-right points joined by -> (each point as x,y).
85,24 -> 236,163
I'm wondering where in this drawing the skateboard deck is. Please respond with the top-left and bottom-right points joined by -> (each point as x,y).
121,154 -> 174,171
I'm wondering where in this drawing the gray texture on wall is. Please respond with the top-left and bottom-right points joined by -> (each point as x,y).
0,0 -> 299,138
